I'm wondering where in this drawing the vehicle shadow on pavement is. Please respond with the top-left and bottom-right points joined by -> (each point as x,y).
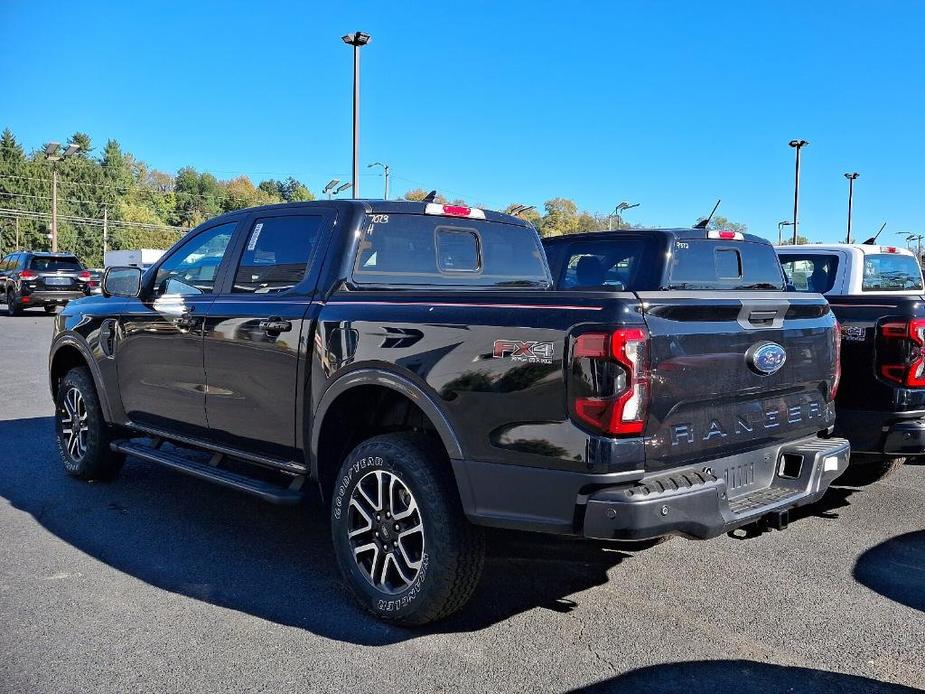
567,659 -> 920,693
853,530 -> 925,613
0,416 -> 631,646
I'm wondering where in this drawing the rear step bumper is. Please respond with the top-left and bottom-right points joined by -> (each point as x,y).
111,440 -> 304,505
583,435 -> 850,541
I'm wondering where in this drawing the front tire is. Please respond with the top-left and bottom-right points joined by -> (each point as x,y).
330,433 -> 485,625
840,454 -> 905,485
55,366 -> 124,480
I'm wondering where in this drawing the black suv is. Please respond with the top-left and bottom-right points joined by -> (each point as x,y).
0,251 -> 93,315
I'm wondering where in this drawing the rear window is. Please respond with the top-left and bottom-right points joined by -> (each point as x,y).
778,254 -> 839,293
353,215 -> 549,288
30,256 -> 82,272
668,240 -> 785,290
862,253 -> 923,291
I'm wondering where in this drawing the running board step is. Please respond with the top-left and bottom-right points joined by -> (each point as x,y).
111,441 -> 304,505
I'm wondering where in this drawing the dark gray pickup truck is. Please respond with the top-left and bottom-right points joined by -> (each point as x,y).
48,203 -> 848,624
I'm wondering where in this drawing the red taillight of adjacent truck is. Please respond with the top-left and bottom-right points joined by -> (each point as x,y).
571,327 -> 650,436
879,318 -> 925,387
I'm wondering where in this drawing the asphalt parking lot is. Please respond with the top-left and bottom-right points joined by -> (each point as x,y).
0,310 -> 922,694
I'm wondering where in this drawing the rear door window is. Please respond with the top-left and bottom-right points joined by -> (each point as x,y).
862,253 -> 923,291
30,256 -> 82,272
232,215 -> 324,294
555,237 -> 661,291
353,215 -> 549,287
778,254 -> 839,293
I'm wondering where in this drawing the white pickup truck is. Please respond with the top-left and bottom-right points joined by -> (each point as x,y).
777,242 -> 925,483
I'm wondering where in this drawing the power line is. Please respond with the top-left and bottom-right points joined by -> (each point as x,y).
0,207 -> 185,232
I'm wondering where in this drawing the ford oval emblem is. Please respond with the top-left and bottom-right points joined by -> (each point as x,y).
747,342 -> 787,376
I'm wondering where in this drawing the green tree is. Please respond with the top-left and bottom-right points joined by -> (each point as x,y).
707,215 -> 748,234
403,188 -> 446,203
0,128 -> 24,162
69,131 -> 93,157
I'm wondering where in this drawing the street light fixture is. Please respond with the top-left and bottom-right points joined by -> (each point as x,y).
44,140 -> 81,252
334,182 -> 353,196
844,172 -> 859,244
609,201 -> 639,230
342,31 -> 371,199
777,220 -> 793,245
788,139 -> 808,245
368,162 -> 390,200
323,178 -> 341,199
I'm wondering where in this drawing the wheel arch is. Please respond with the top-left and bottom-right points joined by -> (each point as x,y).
49,337 -> 114,423
310,369 -> 465,498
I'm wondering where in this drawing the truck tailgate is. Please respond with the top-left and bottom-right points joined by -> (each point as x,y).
637,291 -> 836,472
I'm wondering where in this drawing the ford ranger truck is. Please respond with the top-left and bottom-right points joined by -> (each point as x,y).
48,202 -> 848,626
778,242 -> 925,483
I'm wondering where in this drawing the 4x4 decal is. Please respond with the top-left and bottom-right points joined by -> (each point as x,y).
492,339 -> 555,364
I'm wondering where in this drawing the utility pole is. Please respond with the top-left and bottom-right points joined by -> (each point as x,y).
844,172 -> 859,244
103,205 -> 108,258
342,32 -> 371,199
15,217 -> 19,249
788,139 -> 808,245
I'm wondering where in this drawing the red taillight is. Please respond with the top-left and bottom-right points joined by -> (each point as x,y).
19,270 -> 37,280
832,321 -> 842,399
879,318 -> 925,387
78,271 -> 92,281
571,327 -> 650,436
883,246 -> 898,253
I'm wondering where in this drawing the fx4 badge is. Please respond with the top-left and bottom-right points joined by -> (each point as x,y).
493,339 -> 555,364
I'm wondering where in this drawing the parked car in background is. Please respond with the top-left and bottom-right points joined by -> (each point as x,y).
103,248 -> 164,270
0,250 -> 94,315
777,242 -> 925,483
49,204 -> 848,625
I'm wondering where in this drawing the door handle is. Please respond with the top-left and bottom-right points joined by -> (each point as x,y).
259,317 -> 292,334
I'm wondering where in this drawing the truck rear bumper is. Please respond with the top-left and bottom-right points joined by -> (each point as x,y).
583,436 -> 850,541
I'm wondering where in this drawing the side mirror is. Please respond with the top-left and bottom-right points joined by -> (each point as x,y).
102,266 -> 143,298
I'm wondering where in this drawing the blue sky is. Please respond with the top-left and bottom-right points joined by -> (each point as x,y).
2,1 -> 923,243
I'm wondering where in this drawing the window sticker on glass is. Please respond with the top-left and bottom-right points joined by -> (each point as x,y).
247,223 -> 264,251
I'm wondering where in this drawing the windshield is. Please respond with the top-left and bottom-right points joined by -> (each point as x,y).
862,253 -> 923,291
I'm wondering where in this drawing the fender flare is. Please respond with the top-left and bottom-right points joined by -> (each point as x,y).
48,335 -> 115,423
309,368 -> 464,480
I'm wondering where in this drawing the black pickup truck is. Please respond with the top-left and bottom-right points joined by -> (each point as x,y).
777,242 -> 925,483
48,201 -> 848,625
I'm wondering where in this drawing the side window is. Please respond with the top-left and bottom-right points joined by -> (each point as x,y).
779,254 -> 839,293
0,255 -> 10,272
232,215 -> 324,294
154,222 -> 236,296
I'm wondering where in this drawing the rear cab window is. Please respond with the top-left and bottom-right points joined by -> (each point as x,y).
352,214 -> 549,288
778,254 -> 839,293
30,256 -> 82,272
861,253 -> 923,291
668,239 -> 784,290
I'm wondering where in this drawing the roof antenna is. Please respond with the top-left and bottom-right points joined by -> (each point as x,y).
693,199 -> 721,229
862,222 -> 887,245
422,190 -> 439,203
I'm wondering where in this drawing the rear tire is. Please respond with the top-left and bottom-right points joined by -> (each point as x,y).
839,454 -> 905,485
330,432 -> 485,625
5,290 -> 22,316
55,366 -> 124,480
44,305 -> 58,314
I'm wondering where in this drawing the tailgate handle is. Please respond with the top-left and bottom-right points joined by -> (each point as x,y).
748,310 -> 779,326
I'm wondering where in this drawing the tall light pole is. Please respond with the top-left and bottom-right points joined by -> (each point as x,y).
777,220 -> 793,245
368,161 -> 390,199
342,31 -> 371,199
44,142 -> 80,252
788,139 -> 808,245
609,201 -> 639,230
844,172 -> 859,244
